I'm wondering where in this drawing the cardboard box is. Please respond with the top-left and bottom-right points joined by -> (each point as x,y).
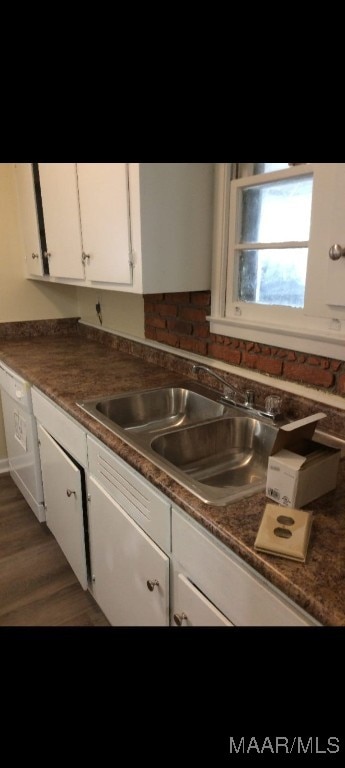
266,412 -> 341,508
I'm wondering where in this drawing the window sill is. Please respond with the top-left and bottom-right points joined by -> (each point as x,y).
209,315 -> 345,361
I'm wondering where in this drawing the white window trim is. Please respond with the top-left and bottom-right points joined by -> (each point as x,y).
209,163 -> 345,360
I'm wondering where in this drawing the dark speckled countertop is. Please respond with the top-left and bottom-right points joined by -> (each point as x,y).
1,319 -> 345,626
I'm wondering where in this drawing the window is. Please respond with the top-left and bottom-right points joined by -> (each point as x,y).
232,164 -> 312,308
210,163 -> 345,360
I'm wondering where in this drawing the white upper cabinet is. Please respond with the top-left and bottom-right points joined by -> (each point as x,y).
15,163 -> 44,277
77,163 -> 132,285
38,163 -> 84,280
128,163 -> 214,294
17,162 -> 214,293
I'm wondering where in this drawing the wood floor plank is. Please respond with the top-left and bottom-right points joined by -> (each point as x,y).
0,473 -> 109,627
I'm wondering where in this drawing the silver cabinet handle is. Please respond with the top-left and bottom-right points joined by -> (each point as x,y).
66,489 -> 76,498
173,612 -> 188,626
82,252 -> 91,263
147,579 -> 159,591
31,253 -> 39,259
329,244 -> 345,261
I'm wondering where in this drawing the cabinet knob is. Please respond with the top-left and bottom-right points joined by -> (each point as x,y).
82,252 -> 91,263
329,244 -> 345,261
66,489 -> 76,498
173,612 -> 188,626
31,253 -> 39,259
147,579 -> 159,592
44,251 -> 51,259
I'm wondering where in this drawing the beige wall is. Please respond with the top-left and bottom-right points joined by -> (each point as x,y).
76,287 -> 145,338
0,164 -> 78,461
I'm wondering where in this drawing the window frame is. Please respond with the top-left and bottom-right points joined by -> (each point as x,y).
209,163 -> 345,360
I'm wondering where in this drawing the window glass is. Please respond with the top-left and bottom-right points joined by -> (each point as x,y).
238,248 -> 308,307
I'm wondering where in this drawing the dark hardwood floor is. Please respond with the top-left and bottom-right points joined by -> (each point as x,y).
0,473 -> 110,626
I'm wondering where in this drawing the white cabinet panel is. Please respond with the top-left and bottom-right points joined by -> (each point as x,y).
15,163 -> 43,276
172,508 -> 318,626
32,388 -> 87,467
38,424 -> 88,589
38,163 -> 84,279
87,435 -> 170,552
77,163 -> 132,285
172,572 -> 233,627
88,476 -> 169,626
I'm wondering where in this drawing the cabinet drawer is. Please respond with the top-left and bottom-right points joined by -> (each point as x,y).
32,388 -> 87,467
172,571 -> 233,627
172,508 -> 318,626
87,435 -> 171,553
0,363 -> 32,409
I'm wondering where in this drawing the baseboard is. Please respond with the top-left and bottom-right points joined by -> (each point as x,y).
0,458 -> 9,474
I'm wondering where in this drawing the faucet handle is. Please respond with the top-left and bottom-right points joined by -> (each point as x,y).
245,389 -> 255,407
265,395 -> 282,417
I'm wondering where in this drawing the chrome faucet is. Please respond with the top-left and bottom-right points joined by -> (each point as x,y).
192,364 -> 283,421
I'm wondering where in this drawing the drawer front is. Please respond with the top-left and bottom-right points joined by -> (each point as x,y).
172,571 -> 233,627
87,435 -> 171,553
172,508 -> 318,627
32,388 -> 87,467
0,363 -> 32,409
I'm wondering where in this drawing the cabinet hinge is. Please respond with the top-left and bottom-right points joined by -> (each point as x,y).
129,250 -> 136,269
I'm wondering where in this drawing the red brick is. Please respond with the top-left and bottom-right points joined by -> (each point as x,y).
331,360 -> 342,372
179,337 -> 208,355
242,351 -> 259,369
191,291 -> 211,306
320,359 -> 330,370
144,293 -> 164,302
246,342 -> 255,351
146,316 -> 166,329
193,323 -> 210,338
284,362 -> 334,388
167,318 -> 192,335
156,303 -> 178,317
306,356 -> 322,366
179,307 -> 207,322
262,346 -> 271,356
145,327 -> 157,341
144,301 -> 155,314
277,349 -> 289,358
156,329 -> 179,347
286,351 -> 296,361
208,343 -> 241,365
257,357 -> 283,375
164,292 -> 190,304
229,339 -> 240,348
336,374 -> 345,395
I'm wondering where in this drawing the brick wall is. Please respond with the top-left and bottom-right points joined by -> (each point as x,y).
144,291 -> 345,397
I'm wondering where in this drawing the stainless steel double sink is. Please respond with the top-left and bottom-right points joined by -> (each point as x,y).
77,383 -> 279,506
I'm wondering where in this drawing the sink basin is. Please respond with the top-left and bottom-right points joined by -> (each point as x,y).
77,384 -> 278,506
79,385 -> 227,434
151,417 -> 278,503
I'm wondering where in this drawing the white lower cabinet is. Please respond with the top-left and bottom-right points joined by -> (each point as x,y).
171,569 -> 233,627
31,392 -> 320,626
172,508 -> 319,627
88,476 -> 169,626
37,424 -> 88,589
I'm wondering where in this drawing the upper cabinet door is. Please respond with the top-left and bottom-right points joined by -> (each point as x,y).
38,163 -> 84,279
15,163 -> 43,276
77,163 -> 132,285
